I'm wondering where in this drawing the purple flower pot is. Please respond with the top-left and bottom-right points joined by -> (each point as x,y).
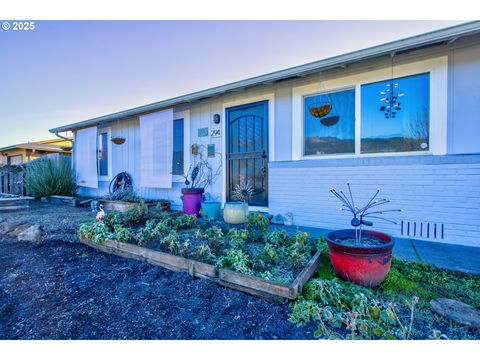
181,188 -> 204,216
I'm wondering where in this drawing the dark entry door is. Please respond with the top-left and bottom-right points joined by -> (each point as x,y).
226,100 -> 268,207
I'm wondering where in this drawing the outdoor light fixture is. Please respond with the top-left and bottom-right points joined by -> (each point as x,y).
213,114 -> 221,124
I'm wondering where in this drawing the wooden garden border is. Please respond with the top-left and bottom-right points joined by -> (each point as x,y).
80,236 -> 322,303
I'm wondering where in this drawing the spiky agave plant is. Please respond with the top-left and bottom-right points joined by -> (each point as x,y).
23,156 -> 76,197
330,183 -> 402,245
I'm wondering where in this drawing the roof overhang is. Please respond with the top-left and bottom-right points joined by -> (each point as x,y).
49,21 -> 480,134
0,143 -> 71,153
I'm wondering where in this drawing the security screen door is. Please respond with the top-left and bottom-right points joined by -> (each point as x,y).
226,100 -> 269,207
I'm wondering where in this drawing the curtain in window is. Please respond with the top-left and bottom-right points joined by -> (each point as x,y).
75,126 -> 98,188
139,108 -> 173,188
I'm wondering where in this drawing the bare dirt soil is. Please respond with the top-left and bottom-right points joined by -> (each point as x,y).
0,202 -> 315,339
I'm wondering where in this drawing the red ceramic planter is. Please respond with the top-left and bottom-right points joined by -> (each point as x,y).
181,188 -> 204,216
326,229 -> 395,287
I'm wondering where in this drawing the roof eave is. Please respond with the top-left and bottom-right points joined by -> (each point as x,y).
49,21 -> 480,134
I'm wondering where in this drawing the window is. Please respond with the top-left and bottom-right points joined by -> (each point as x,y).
361,73 -> 430,153
98,132 -> 108,176
304,89 -> 355,156
8,155 -> 23,165
172,118 -> 184,175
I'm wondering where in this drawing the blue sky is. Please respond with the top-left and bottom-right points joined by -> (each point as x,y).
0,20 -> 462,147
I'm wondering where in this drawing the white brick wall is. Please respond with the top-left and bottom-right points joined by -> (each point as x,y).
269,155 -> 480,247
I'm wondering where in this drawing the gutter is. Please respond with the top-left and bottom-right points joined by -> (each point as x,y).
49,21 -> 480,134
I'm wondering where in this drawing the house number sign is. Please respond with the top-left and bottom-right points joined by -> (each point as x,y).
210,128 -> 221,137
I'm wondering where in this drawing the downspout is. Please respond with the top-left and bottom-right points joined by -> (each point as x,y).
54,131 -> 76,180
54,131 -> 72,143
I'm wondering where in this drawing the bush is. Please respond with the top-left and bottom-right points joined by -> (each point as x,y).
104,188 -> 141,202
23,156 -> 76,197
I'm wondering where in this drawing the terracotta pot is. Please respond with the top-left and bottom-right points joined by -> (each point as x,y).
326,229 -> 395,287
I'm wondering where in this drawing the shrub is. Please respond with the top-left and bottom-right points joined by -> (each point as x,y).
23,156 -> 76,197
104,188 -> 141,202
78,221 -> 110,244
172,214 -> 197,230
111,224 -> 134,243
290,278 -> 420,340
103,210 -> 124,229
246,212 -> 270,240
217,248 -> 253,275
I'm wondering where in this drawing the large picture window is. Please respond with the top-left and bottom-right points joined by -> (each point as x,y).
172,118 -> 184,175
361,73 -> 430,153
304,89 -> 355,156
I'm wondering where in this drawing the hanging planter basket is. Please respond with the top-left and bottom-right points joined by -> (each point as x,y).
111,136 -> 126,145
309,103 -> 332,118
320,115 -> 340,127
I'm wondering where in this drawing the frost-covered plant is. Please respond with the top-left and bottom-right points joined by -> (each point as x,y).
111,224 -> 134,243
78,221 -> 110,244
246,212 -> 270,240
289,278 -> 420,340
103,210 -> 124,229
104,188 -> 141,202
227,228 -> 248,250
217,248 -> 253,275
202,226 -> 224,253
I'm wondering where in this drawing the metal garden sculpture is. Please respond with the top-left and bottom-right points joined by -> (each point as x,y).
330,183 -> 403,245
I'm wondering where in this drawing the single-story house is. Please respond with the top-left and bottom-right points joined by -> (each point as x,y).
0,138 -> 72,165
50,22 -> 480,247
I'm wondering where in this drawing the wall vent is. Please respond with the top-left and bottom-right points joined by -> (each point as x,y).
400,220 -> 444,240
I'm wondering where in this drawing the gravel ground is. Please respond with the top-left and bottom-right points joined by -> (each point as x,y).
0,202 -> 316,340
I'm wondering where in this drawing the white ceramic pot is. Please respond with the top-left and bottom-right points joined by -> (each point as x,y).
223,202 -> 248,224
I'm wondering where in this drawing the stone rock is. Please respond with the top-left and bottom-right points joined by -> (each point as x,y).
0,219 -> 27,235
17,225 -> 42,243
430,298 -> 480,329
12,224 -> 31,237
270,214 -> 284,225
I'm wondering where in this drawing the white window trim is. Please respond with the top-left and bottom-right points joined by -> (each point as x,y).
172,109 -> 190,183
292,56 -> 448,160
221,93 -> 275,211
98,127 -> 112,181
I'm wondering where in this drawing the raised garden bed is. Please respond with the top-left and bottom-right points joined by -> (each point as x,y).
78,210 -> 323,302
100,199 -> 156,213
80,235 -> 322,302
48,195 -> 79,207
0,193 -> 35,211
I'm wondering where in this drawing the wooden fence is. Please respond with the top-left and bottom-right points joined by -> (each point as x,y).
0,166 -> 24,195
0,154 -> 71,196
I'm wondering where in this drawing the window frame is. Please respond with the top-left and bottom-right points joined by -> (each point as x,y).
291,56 -> 448,160
172,110 -> 190,183
303,86 -> 357,156
97,127 -> 112,181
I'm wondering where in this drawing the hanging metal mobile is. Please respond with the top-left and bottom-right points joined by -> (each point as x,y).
379,55 -> 405,119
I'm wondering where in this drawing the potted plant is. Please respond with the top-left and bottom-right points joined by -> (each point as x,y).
180,145 -> 221,217
223,178 -> 254,225
157,199 -> 171,212
326,184 -> 402,287
201,193 -> 221,221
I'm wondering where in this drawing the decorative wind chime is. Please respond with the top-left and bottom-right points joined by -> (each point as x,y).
308,72 -> 340,127
379,55 -> 405,119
